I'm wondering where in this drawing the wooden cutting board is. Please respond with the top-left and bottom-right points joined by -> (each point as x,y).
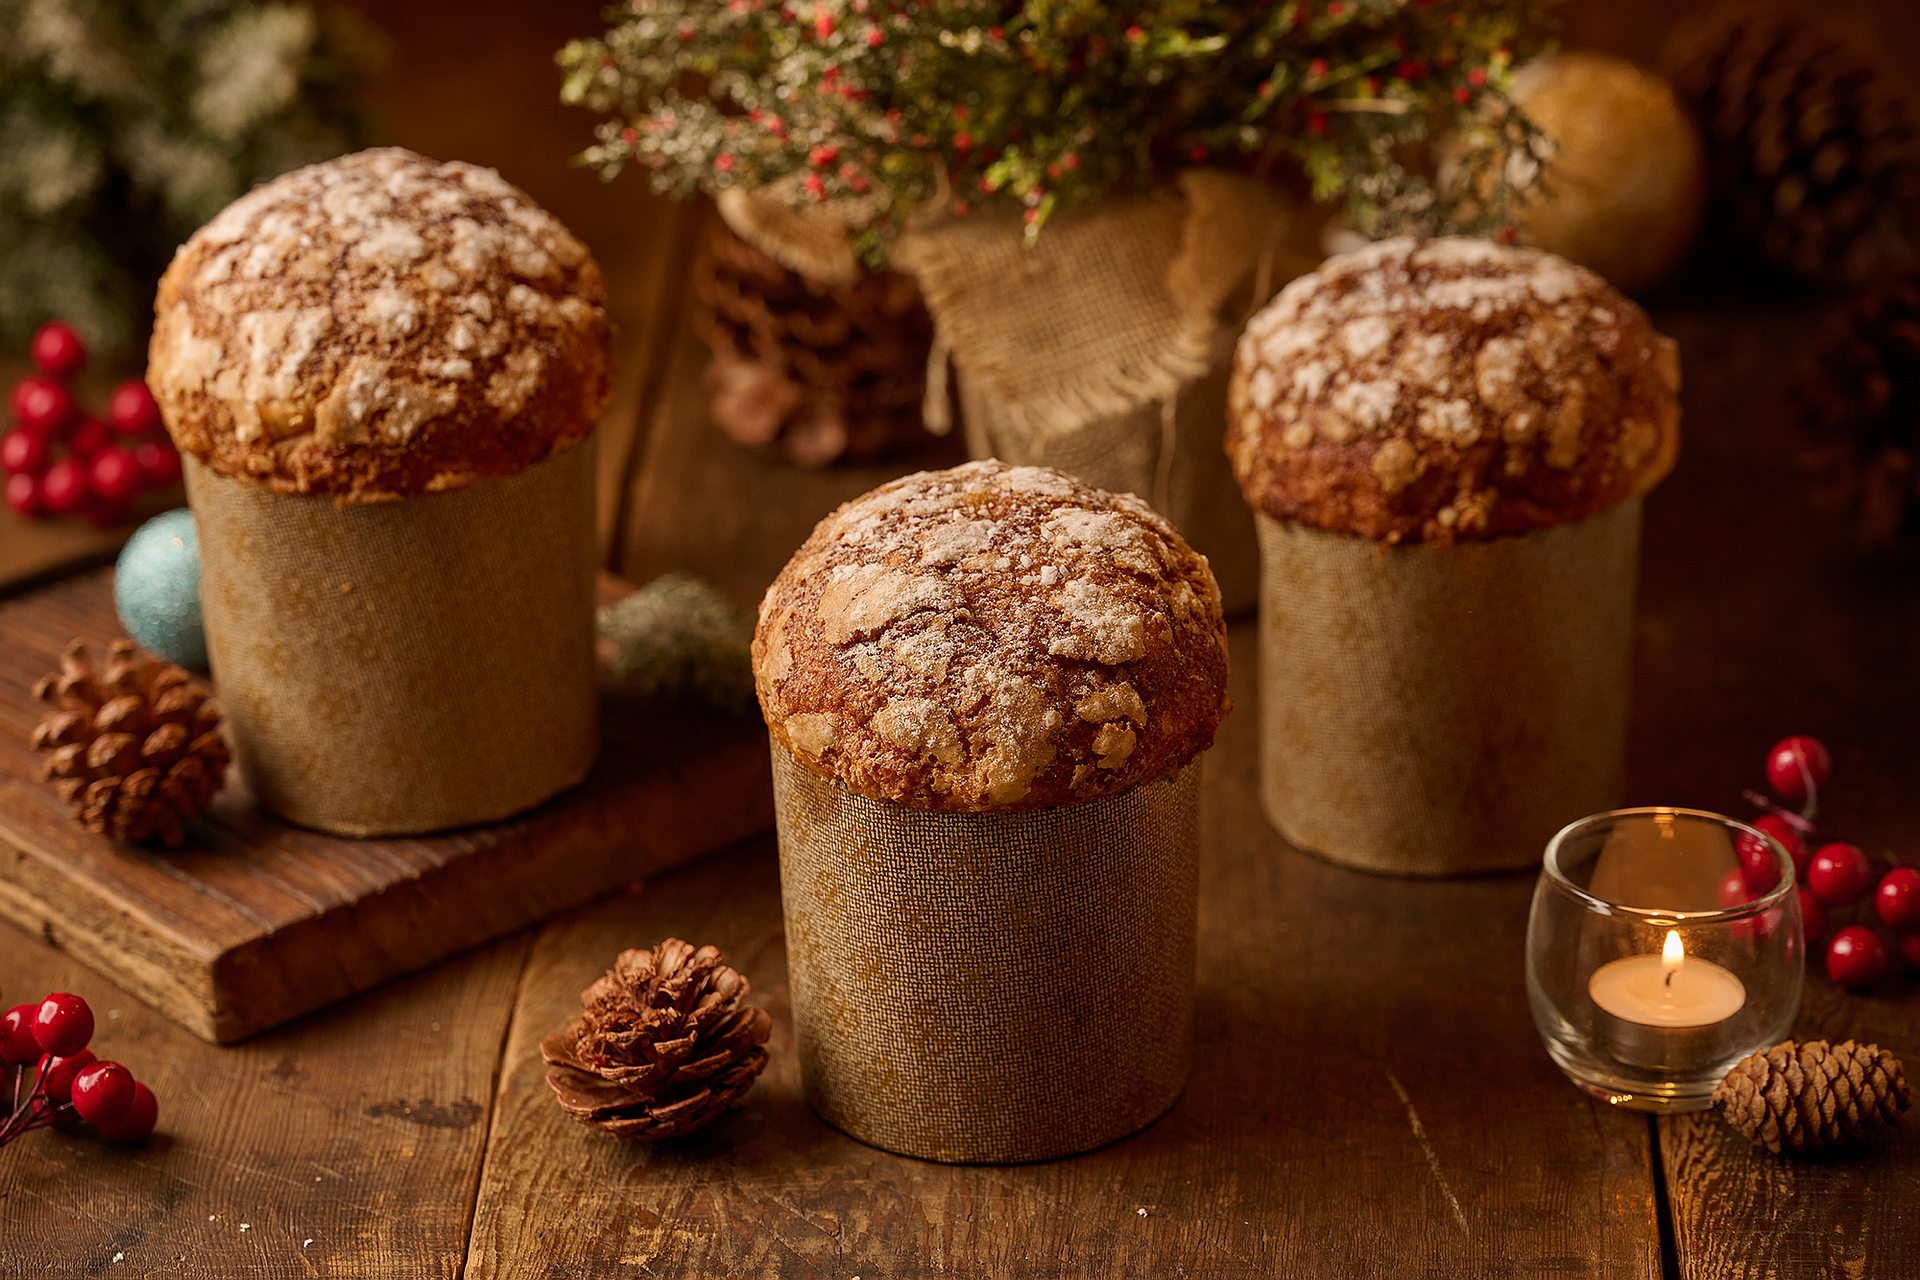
0,566 -> 772,1042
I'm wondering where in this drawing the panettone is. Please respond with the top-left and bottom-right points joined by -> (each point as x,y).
148,148 -> 611,502
1226,237 -> 1681,545
752,460 -> 1230,813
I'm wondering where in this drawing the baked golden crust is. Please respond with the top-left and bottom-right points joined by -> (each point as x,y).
149,148 -> 611,501
1226,236 -> 1681,543
753,461 -> 1230,812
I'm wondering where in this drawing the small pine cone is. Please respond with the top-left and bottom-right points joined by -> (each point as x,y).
695,221 -> 934,468
1665,4 -> 1920,286
541,938 -> 771,1142
30,640 -> 230,847
1713,1039 -> 1910,1155
1797,279 -> 1920,544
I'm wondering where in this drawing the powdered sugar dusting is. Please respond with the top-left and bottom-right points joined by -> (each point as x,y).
754,460 -> 1229,811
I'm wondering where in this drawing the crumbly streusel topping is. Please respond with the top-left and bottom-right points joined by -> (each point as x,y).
1227,236 -> 1681,542
753,461 -> 1230,812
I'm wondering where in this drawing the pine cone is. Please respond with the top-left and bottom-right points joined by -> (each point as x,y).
695,221 -> 934,467
1665,4 -> 1920,286
541,938 -> 771,1141
1713,1039 -> 1910,1155
30,640 -> 230,847
1797,278 -> 1920,544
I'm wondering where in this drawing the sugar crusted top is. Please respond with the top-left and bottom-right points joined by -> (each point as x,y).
753,461 -> 1230,812
1227,237 -> 1681,542
149,148 -> 611,500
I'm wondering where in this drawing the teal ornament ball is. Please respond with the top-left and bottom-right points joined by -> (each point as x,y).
114,509 -> 207,670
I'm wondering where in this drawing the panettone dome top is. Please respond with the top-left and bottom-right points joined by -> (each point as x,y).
148,147 -> 611,501
752,460 -> 1230,812
1227,236 -> 1681,543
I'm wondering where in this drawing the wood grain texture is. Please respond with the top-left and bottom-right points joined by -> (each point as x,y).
0,568 -> 772,1043
0,924 -> 529,1279
1640,298 -> 1920,1280
462,634 -> 1662,1280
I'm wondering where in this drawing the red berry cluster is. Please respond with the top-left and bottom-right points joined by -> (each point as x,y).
4,321 -> 179,526
0,989 -> 157,1147
1720,735 -> 1920,990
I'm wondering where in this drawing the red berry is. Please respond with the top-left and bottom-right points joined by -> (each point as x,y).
28,321 -> 87,379
39,457 -> 86,515
1744,814 -> 1808,882
1808,842 -> 1876,907
31,992 -> 93,1057
95,1081 -> 157,1143
1,428 -> 48,475
4,472 -> 42,518
1765,735 -> 1832,807
1798,886 -> 1827,945
66,416 -> 111,459
71,1061 -> 136,1126
0,1004 -> 40,1064
10,376 -> 75,436
1898,932 -> 1920,970
107,380 -> 162,437
1717,866 -> 1751,908
87,445 -> 140,506
37,1049 -> 95,1104
1874,866 -> 1920,930
133,440 -> 182,488
1825,925 -> 1890,989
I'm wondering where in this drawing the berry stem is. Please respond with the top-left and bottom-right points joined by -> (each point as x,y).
0,1059 -> 49,1147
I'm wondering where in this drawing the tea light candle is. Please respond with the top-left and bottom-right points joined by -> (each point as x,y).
1589,930 -> 1747,1068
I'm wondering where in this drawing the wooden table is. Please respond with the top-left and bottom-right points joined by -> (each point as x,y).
3,2 -> 1918,1275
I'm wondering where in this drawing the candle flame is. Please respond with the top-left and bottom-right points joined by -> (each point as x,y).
1662,929 -> 1685,987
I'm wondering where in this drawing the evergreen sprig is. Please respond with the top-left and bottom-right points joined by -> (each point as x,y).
561,0 -> 1552,257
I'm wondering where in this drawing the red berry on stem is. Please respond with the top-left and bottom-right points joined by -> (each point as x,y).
1738,816 -> 1800,892
96,1081 -> 157,1143
1797,886 -> 1827,945
37,1048 -> 95,1104
30,992 -> 93,1057
133,439 -> 182,488
0,1003 -> 40,1064
87,445 -> 140,506
107,381 -> 162,437
66,416 -> 111,459
39,458 -> 86,516
0,429 -> 48,475
1765,735 -> 1831,807
10,376 -> 75,436
1808,842 -> 1876,907
28,321 -> 87,379
1874,865 -> 1920,930
4,472 -> 42,518
1717,866 -> 1751,908
1825,925 -> 1890,989
70,1060 -> 135,1126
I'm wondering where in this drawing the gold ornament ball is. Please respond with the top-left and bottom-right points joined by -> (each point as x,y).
1509,52 -> 1706,293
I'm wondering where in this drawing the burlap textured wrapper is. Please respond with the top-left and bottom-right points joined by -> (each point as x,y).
1257,499 -> 1642,876
771,743 -> 1200,1164
184,439 -> 598,836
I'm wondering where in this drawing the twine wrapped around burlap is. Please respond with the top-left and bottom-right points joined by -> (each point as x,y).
184,439 -> 599,836
770,743 -> 1200,1164
1257,500 -> 1643,876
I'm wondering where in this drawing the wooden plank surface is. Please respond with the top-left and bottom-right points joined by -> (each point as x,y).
462,629 -> 1662,1280
0,913 -> 530,1278
0,567 -> 772,1043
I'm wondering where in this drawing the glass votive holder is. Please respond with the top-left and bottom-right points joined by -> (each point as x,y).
1526,807 -> 1803,1113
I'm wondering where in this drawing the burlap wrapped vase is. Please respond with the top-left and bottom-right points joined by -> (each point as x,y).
720,177 -> 1303,615
149,149 -> 614,836
1227,238 -> 1683,876
753,461 -> 1230,1162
